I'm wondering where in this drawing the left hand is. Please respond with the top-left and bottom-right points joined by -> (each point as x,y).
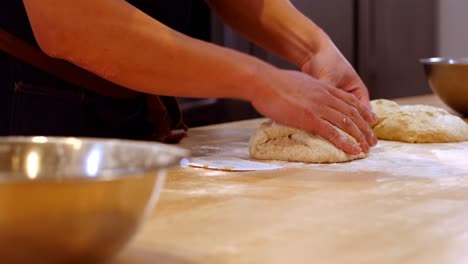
301,36 -> 373,111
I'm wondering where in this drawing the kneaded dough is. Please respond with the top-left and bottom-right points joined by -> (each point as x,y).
371,99 -> 468,143
249,122 -> 367,163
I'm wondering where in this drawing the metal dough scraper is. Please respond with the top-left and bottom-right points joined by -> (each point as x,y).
181,156 -> 282,171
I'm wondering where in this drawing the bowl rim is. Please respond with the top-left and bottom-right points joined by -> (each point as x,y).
420,57 -> 468,65
0,136 -> 190,183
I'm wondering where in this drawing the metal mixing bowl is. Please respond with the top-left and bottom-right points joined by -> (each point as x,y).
420,57 -> 468,116
0,136 -> 189,264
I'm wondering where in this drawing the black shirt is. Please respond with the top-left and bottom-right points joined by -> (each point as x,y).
0,0 -> 193,139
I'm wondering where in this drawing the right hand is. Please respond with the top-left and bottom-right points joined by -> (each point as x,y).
251,69 -> 377,155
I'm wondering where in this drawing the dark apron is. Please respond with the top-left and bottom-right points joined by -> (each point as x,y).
0,0 -> 192,141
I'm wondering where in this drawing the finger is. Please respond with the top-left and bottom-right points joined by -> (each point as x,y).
345,81 -> 372,110
319,107 -> 370,152
311,119 -> 363,155
328,96 -> 378,146
326,88 -> 378,146
350,87 -> 372,111
359,97 -> 372,112
327,86 -> 377,124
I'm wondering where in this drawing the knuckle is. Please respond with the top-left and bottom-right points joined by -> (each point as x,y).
345,118 -> 354,128
342,116 -> 357,130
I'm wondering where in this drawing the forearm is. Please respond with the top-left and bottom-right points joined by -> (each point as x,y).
207,0 -> 327,67
23,0 -> 272,100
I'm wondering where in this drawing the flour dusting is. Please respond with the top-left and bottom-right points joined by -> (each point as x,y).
290,141 -> 468,178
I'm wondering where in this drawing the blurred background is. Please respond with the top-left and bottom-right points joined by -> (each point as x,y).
179,0 -> 468,127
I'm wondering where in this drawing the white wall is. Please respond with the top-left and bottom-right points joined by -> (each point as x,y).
438,0 -> 468,57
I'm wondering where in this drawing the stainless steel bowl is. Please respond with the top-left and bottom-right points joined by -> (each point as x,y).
0,136 -> 189,264
420,57 -> 468,116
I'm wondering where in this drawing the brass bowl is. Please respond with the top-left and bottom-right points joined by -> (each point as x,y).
0,136 -> 189,264
420,57 -> 468,116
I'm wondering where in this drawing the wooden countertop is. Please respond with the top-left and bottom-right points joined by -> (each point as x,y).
117,94 -> 468,264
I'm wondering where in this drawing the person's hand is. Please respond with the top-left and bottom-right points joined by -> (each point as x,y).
301,36 -> 373,110
251,69 -> 378,154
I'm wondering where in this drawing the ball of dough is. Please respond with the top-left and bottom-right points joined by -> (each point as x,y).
249,122 -> 367,163
371,99 -> 468,143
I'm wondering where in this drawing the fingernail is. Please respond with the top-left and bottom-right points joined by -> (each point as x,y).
363,145 -> 370,153
359,141 -> 369,151
372,134 -> 378,144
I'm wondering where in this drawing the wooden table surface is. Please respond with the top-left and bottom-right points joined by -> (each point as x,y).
117,95 -> 468,264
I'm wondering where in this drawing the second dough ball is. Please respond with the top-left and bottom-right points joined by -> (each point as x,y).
370,99 -> 468,143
